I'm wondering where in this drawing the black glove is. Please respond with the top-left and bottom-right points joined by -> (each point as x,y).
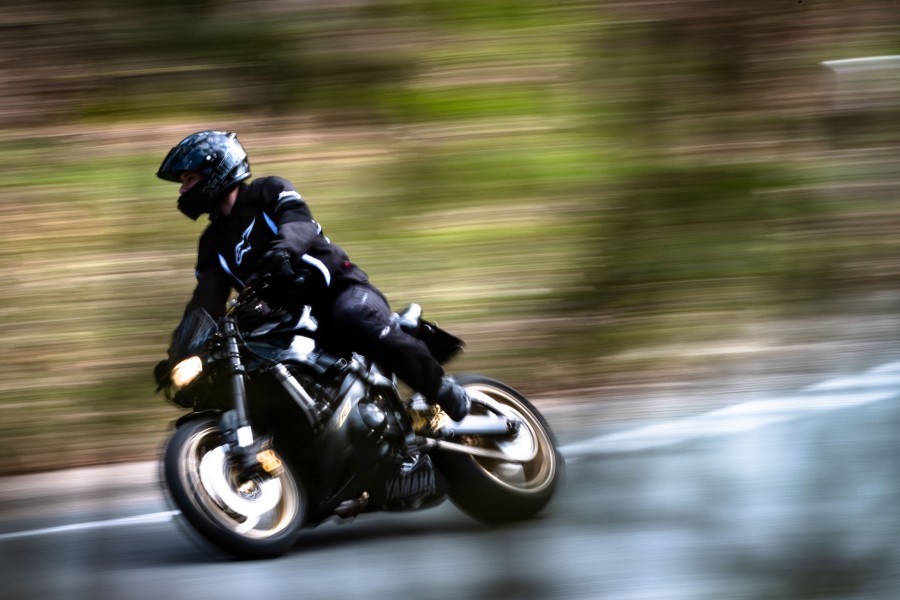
256,250 -> 310,309
258,249 -> 294,282
154,358 -> 170,391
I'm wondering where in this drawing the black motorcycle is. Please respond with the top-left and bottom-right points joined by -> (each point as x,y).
157,276 -> 563,559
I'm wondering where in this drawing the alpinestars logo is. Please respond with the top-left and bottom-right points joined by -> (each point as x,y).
235,217 -> 255,265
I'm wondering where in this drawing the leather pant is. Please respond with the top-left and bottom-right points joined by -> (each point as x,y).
319,283 -> 445,399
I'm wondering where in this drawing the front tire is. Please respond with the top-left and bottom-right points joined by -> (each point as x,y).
434,375 -> 563,524
163,417 -> 306,559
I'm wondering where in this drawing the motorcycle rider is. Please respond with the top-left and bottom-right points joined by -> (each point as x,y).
155,130 -> 470,421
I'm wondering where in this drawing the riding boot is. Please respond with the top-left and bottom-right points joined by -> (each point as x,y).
431,376 -> 471,422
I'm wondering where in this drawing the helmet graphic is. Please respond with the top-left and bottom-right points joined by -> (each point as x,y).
157,131 -> 251,219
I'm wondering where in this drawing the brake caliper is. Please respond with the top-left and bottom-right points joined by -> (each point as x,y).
256,449 -> 284,476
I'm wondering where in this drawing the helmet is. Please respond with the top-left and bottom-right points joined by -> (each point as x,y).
157,131 -> 251,220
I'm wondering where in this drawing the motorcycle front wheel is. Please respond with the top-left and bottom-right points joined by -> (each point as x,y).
434,374 -> 563,524
163,416 -> 306,559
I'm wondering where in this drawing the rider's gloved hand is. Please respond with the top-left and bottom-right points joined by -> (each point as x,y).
153,358 -> 170,391
258,249 -> 294,282
256,249 -> 310,309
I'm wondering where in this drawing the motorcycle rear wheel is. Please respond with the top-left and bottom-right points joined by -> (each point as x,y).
434,374 -> 563,524
163,416 -> 306,559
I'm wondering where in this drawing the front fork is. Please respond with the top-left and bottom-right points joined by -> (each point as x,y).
219,317 -> 282,477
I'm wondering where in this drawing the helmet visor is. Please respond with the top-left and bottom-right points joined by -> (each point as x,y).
157,143 -> 201,182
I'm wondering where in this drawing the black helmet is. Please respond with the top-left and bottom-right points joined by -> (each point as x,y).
157,130 -> 251,220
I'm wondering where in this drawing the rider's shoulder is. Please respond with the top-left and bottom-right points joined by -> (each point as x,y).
248,176 -> 305,214
250,175 -> 299,195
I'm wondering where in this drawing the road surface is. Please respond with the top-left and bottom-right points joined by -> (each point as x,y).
2,361 -> 900,599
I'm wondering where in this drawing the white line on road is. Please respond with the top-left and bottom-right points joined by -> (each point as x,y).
561,361 -> 900,457
0,510 -> 180,542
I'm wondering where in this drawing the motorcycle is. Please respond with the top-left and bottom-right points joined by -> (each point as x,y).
157,275 -> 563,559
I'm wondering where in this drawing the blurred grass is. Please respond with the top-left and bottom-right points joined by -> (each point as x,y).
1,0 -> 900,473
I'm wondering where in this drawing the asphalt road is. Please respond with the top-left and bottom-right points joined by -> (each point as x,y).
2,361 -> 900,600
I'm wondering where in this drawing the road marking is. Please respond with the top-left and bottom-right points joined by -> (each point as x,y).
0,510 -> 180,542
561,360 -> 900,458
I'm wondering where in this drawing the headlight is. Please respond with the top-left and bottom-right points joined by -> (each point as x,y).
170,356 -> 203,389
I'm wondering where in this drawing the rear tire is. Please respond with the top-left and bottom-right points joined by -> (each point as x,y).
434,375 -> 563,524
163,417 -> 306,559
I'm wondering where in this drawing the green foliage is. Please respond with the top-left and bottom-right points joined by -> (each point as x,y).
380,84 -> 553,122
596,163 -> 818,308
380,0 -> 558,29
2,0 -> 900,472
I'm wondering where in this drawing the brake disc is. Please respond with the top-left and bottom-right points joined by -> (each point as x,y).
198,445 -> 283,518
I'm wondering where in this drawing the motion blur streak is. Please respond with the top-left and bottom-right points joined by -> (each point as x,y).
1,3 -> 899,598
562,360 -> 900,457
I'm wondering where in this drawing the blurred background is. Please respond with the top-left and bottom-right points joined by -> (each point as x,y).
1,0 -> 899,474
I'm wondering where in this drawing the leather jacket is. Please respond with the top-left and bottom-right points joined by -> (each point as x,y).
180,176 -> 369,321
